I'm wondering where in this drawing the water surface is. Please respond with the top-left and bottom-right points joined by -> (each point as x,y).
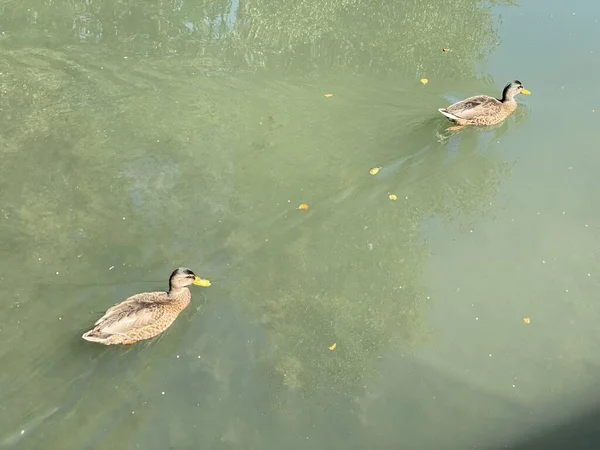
1,0 -> 600,449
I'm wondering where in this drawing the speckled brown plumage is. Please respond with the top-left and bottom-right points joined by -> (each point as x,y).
438,80 -> 530,130
82,267 -> 210,345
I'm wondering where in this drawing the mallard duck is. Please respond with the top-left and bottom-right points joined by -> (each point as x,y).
82,267 -> 211,345
438,80 -> 531,131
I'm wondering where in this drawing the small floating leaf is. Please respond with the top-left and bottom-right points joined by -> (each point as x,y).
369,167 -> 381,175
298,203 -> 309,210
420,78 -> 428,85
324,93 -> 334,98
523,317 -> 531,324
388,194 -> 398,201
328,343 -> 337,351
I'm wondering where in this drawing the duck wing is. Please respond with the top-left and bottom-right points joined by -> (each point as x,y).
93,291 -> 168,334
446,95 -> 501,120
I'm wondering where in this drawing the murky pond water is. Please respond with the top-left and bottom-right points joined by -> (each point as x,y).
1,0 -> 600,449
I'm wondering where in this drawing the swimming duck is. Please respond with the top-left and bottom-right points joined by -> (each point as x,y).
438,80 -> 531,131
82,267 -> 211,345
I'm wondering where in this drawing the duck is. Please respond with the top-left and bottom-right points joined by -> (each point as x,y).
438,80 -> 531,131
82,267 -> 211,345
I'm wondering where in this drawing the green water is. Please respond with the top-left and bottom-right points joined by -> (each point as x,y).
1,0 -> 600,448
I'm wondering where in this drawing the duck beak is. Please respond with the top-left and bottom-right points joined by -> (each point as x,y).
193,276 -> 211,287
521,88 -> 531,95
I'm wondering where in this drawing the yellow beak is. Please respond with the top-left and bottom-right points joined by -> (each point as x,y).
521,88 -> 531,95
193,276 -> 211,287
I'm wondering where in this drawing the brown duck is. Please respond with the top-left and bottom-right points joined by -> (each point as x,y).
438,80 -> 531,131
82,267 -> 211,345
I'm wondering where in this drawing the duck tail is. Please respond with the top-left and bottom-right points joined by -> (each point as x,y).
437,108 -> 461,122
81,329 -> 112,344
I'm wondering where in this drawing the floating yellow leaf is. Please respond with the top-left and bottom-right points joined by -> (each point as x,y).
369,167 -> 381,175
442,48 -> 450,52
324,94 -> 334,98
328,343 -> 337,351
523,317 -> 531,324
420,78 -> 428,85
388,194 -> 398,201
298,203 -> 309,210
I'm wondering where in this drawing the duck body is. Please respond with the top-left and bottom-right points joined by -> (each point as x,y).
82,267 -> 210,345
438,80 -> 530,130
438,94 -> 517,126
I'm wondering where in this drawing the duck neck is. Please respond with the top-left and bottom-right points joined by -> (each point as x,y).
167,286 -> 189,299
501,94 -> 514,103
501,87 -> 515,103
